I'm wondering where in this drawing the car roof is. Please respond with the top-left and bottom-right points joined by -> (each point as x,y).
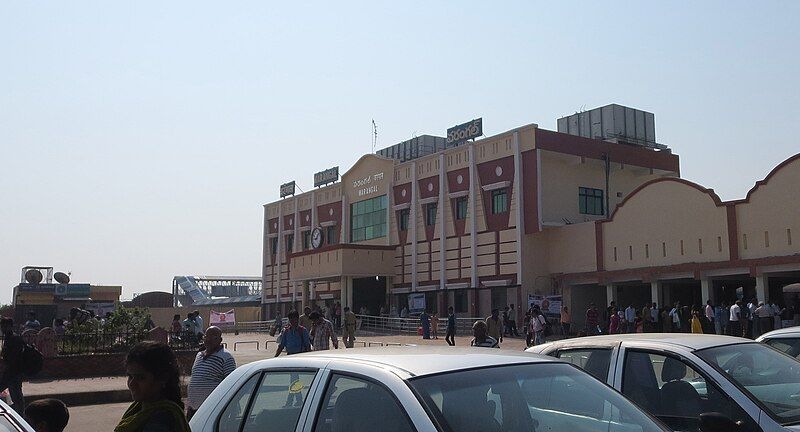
253,346 -> 559,378
757,326 -> 800,341
536,333 -> 752,351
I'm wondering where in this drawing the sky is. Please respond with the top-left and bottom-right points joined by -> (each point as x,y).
1,1 -> 798,303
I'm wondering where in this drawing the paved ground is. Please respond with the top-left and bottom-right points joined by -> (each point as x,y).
65,402 -> 129,432
33,332 -> 532,429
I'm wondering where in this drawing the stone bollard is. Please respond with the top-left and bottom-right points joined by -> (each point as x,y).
36,327 -> 57,358
148,327 -> 168,345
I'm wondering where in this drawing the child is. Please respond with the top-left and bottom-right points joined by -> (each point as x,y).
24,399 -> 69,432
430,313 -> 439,339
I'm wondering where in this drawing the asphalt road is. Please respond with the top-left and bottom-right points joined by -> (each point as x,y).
65,402 -> 129,432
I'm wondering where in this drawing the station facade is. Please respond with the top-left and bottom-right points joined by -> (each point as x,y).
262,118 -> 771,325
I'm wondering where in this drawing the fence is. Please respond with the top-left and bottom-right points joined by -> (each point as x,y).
217,315 -> 485,336
54,331 -> 197,355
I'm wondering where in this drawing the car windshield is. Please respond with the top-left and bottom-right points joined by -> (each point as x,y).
408,363 -> 667,432
763,337 -> 800,359
696,342 -> 800,425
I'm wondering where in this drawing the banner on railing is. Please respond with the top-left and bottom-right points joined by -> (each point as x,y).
528,295 -> 562,316
210,310 -> 236,326
408,293 -> 426,312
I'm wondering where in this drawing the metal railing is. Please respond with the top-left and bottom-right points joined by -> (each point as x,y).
354,314 -> 484,336
57,331 -> 152,355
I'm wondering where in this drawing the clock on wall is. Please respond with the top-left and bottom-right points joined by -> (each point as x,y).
311,227 -> 324,249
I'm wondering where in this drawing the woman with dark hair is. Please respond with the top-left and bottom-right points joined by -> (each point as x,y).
115,341 -> 189,432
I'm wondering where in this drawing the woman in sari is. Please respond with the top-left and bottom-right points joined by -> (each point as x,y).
115,341 -> 190,432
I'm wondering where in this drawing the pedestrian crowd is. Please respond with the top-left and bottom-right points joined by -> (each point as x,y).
582,298 -> 794,339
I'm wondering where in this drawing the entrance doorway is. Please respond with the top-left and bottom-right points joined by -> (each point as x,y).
352,276 -> 387,315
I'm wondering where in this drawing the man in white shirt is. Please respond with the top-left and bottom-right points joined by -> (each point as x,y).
669,303 -> 681,332
729,301 -> 742,337
624,305 -> 636,333
650,303 -> 659,329
705,301 -> 715,334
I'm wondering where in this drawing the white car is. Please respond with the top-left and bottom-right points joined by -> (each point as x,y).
757,326 -> 800,359
0,400 -> 33,432
190,346 -> 670,432
527,334 -> 800,432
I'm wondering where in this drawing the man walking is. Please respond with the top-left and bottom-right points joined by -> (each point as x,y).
187,326 -> 236,420
309,311 -> 338,351
729,300 -> 742,337
274,310 -> 311,357
508,304 -> 520,336
342,307 -> 357,348
0,317 -> 25,413
445,306 -> 456,346
419,310 -> 431,340
486,309 -> 503,344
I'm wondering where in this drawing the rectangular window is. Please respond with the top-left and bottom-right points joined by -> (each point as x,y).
399,209 -> 410,231
350,195 -> 387,242
425,203 -> 437,226
302,231 -> 310,250
579,187 -> 604,216
286,234 -> 294,253
271,237 -> 278,255
491,189 -> 508,214
326,226 -> 337,245
455,197 -> 468,220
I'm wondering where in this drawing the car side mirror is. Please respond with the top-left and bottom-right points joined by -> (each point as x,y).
699,412 -> 740,432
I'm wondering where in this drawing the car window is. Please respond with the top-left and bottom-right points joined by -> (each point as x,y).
217,373 -> 260,432
410,363 -> 667,432
698,342 -> 800,426
764,338 -> 800,358
556,349 -> 612,381
0,414 -> 23,432
241,371 -> 316,432
313,374 -> 415,432
621,350 -> 757,432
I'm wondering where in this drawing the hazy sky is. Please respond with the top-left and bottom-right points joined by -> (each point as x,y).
1,1 -> 798,303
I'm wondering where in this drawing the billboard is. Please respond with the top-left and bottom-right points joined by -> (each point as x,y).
280,181 -> 296,198
408,293 -> 426,312
528,294 -> 562,316
210,309 -> 236,326
446,118 -> 483,146
314,167 -> 339,187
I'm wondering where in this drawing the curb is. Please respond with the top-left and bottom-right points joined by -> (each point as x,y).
24,384 -> 188,407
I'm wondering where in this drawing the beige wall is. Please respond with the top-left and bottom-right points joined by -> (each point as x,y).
737,156 -> 800,260
543,223 -> 597,274
602,180 -> 730,271
539,150 -> 665,226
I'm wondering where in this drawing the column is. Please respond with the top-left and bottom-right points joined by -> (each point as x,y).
701,278 -> 712,304
650,281 -> 663,308
261,207 -> 269,306
512,132 -> 525,287
277,201 -> 283,303
302,281 -> 310,311
468,143 -> 478,289
755,274 -> 768,303
411,162 -> 418,291
439,153 -> 446,291
340,276 -> 354,309
606,284 -> 617,306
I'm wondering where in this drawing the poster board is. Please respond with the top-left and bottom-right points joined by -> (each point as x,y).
210,309 -> 236,326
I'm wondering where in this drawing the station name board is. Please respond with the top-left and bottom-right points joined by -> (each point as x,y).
353,172 -> 384,197
314,167 -> 339,187
280,181 -> 296,198
447,118 -> 483,145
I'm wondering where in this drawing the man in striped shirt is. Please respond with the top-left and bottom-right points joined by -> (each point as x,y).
186,326 -> 236,419
470,320 -> 499,348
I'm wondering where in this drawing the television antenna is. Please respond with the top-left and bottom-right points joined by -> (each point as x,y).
372,119 -> 378,152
